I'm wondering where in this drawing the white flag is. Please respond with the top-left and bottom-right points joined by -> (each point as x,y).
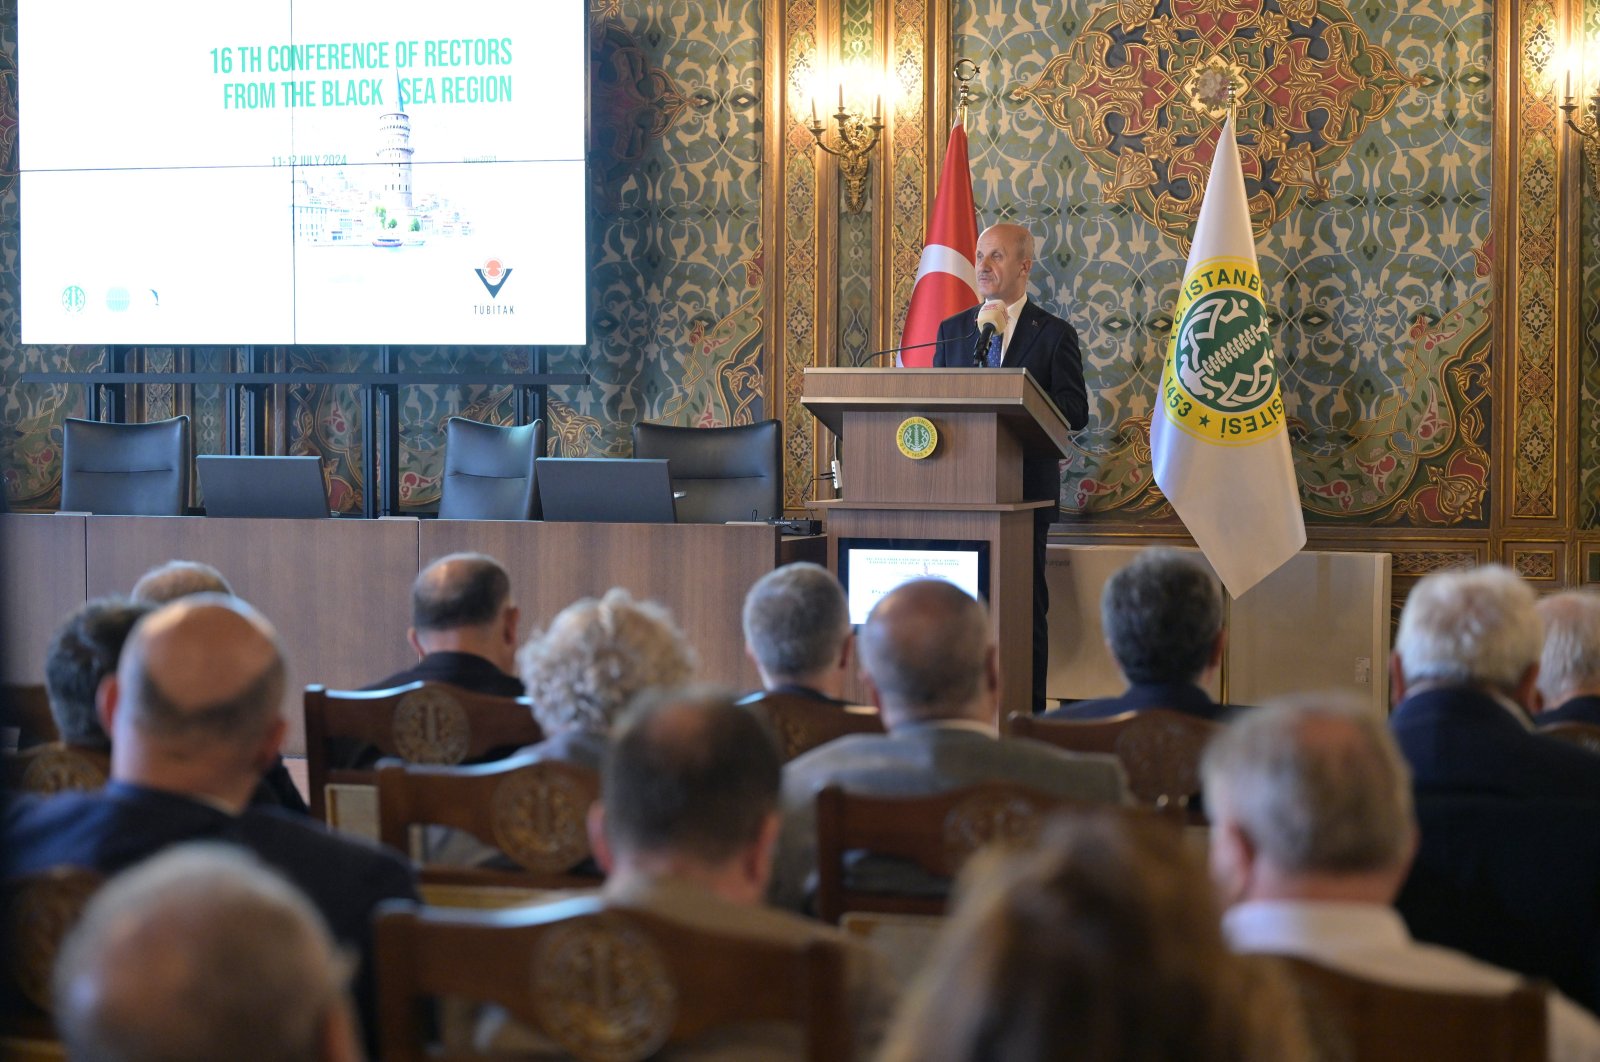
1151,113 -> 1305,598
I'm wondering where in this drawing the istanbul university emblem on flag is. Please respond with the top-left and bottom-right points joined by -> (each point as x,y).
1161,258 -> 1286,446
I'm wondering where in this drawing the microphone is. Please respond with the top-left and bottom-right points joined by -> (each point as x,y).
972,301 -> 1008,367
850,328 -> 980,367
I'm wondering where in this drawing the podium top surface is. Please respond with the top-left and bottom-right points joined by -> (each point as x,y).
801,367 -> 1074,458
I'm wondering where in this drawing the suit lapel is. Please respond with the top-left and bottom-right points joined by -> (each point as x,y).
1002,302 -> 1043,368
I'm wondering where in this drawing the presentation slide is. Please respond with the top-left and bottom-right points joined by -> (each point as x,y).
19,0 -> 586,346
845,548 -> 983,625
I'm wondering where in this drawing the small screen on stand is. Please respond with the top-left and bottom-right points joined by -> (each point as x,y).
836,538 -> 991,625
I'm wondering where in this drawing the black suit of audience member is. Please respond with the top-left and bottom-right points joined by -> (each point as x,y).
1390,686 -> 1600,803
739,682 -> 853,710
1042,681 -> 1235,723
5,781 -> 418,1045
363,650 -> 525,699
1397,792 -> 1600,1013
1538,694 -> 1600,729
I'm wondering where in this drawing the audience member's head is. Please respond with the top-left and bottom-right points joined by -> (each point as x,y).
592,688 -> 783,904
44,597 -> 153,749
408,553 -> 519,673
879,812 -> 1310,1062
742,562 -> 852,697
1202,695 -> 1415,908
519,587 -> 695,736
1102,548 -> 1225,686
1534,589 -> 1600,712
130,560 -> 233,605
1392,564 -> 1541,706
105,594 -> 289,809
857,579 -> 995,728
54,844 -> 361,1062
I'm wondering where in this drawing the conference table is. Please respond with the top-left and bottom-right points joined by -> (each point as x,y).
0,513 -> 824,753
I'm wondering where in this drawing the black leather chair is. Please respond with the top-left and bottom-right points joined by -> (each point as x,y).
632,420 -> 782,523
437,417 -> 545,520
60,416 -> 189,516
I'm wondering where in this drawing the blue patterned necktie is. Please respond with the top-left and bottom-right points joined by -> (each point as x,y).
985,331 -> 1002,368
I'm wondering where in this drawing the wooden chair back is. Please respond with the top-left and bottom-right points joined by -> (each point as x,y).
374,897 -> 851,1062
302,682 -> 543,822
742,692 -> 883,761
4,745 -> 110,796
376,755 -> 601,890
2,867 -> 104,1040
1279,956 -> 1547,1062
1539,721 -> 1600,756
1006,709 -> 1220,816
814,782 -> 1090,923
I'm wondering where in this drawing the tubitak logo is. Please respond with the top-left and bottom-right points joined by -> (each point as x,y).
474,258 -> 513,299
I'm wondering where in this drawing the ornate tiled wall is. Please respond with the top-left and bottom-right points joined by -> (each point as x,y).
951,0 -> 1495,528
1581,0 -> 1600,530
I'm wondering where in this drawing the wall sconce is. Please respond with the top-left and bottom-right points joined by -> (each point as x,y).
807,82 -> 884,214
1562,51 -> 1600,187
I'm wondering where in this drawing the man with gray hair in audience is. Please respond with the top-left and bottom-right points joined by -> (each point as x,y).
130,559 -> 233,604
1203,698 -> 1600,1062
54,844 -> 364,1062
769,578 -> 1128,911
1044,548 -> 1231,721
740,562 -> 854,708
1534,589 -> 1600,727
1389,564 -> 1600,802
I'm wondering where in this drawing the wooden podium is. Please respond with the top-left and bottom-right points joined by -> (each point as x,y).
802,368 -> 1074,720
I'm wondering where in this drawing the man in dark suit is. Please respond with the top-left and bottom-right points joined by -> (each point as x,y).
1044,548 -> 1233,722
5,595 -> 418,1050
769,579 -> 1127,911
364,551 -> 524,696
739,561 -> 854,709
934,223 -> 1088,714
1534,589 -> 1600,727
1389,564 -> 1600,803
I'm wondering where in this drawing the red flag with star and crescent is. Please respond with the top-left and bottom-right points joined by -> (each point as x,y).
898,121 -> 978,366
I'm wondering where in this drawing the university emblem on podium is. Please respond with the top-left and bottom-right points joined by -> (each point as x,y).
896,417 -> 938,460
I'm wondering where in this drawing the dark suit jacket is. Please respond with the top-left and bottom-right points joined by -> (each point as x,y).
1042,681 -> 1235,723
1538,694 -> 1600,728
4,781 -> 419,1048
1390,686 -> 1600,802
363,650 -> 525,697
934,301 -> 1088,502
1397,792 -> 1600,1013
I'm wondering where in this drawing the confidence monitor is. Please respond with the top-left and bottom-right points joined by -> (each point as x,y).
197,455 -> 330,518
535,458 -> 678,523
836,537 -> 991,625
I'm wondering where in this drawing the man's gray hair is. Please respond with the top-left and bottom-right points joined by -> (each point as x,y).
1100,549 -> 1224,685
519,587 -> 697,734
742,562 -> 849,681
1200,696 -> 1414,874
54,844 -> 352,1062
1394,565 -> 1541,692
1536,590 -> 1600,706
130,560 -> 233,605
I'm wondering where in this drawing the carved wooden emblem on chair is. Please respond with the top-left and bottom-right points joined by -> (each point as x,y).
391,688 -> 471,764
491,769 -> 594,874
941,792 -> 1047,873
5,867 -> 103,1012
769,713 -> 811,761
19,747 -> 108,795
1114,715 -> 1207,808
530,916 -> 677,1062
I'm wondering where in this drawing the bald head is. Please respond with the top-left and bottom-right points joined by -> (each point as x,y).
116,595 -> 286,745
975,224 -> 1035,304
412,553 -> 511,633
130,560 -> 233,605
858,580 -> 995,726
54,845 -> 358,1062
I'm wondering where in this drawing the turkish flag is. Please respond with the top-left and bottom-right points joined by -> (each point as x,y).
898,121 -> 978,367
